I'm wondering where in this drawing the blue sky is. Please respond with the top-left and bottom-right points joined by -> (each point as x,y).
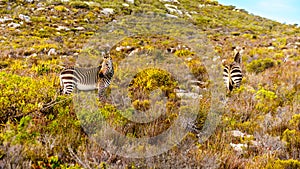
217,0 -> 300,25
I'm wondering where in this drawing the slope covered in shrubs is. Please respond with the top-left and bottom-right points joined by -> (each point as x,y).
0,0 -> 299,168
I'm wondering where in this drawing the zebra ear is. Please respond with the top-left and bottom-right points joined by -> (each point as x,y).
222,59 -> 227,67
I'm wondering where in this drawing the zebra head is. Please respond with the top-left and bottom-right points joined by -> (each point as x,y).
232,46 -> 244,65
99,54 -> 114,77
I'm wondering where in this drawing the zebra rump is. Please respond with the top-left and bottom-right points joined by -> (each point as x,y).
223,47 -> 243,92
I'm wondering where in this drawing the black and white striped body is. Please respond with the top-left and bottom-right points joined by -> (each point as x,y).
223,63 -> 242,91
60,67 -> 101,94
59,56 -> 114,99
223,47 -> 243,92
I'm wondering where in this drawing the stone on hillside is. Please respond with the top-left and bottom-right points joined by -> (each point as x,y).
36,7 -> 46,11
74,26 -> 85,31
126,0 -> 134,4
56,26 -> 70,31
0,17 -> 13,23
19,14 -> 31,22
122,3 -> 129,7
160,0 -> 180,3
7,22 -> 21,28
101,8 -> 114,15
25,0 -> 34,3
165,14 -> 178,18
48,48 -> 57,56
165,4 -> 183,15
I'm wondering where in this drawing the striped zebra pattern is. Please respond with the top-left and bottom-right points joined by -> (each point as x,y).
223,47 -> 243,92
59,55 -> 114,99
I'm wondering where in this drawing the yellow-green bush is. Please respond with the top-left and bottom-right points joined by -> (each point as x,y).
246,58 -> 276,73
0,72 -> 57,122
289,114 -> 300,130
255,87 -> 279,113
128,68 -> 177,101
282,129 -> 300,154
265,159 -> 300,169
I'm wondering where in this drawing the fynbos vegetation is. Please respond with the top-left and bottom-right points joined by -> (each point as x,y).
0,0 -> 299,168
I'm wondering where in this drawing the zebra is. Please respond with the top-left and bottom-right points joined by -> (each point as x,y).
222,47 -> 243,92
59,55 -> 114,100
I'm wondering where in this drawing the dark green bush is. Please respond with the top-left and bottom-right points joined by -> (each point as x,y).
265,159 -> 300,169
246,58 -> 276,73
0,72 -> 57,122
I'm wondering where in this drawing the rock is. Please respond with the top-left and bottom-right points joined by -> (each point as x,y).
36,7 -> 46,11
185,12 -> 192,18
160,0 -> 180,3
19,14 -> 31,22
48,48 -> 57,56
165,4 -> 183,15
19,14 -> 30,22
165,14 -> 178,18
199,4 -> 205,8
25,0 -> 34,3
122,3 -> 129,7
7,22 -> 21,28
230,143 -> 247,154
0,17 -> 13,23
230,130 -> 252,138
36,2 -> 45,8
101,8 -> 114,15
126,0 -> 134,4
56,26 -> 70,31
231,130 -> 246,137
74,26 -> 85,31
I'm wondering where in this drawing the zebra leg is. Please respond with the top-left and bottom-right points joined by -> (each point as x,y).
97,86 -> 107,102
98,89 -> 104,101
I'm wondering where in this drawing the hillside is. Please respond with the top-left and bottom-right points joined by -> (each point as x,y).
0,0 -> 299,168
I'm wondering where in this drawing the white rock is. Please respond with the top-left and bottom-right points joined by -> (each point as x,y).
230,143 -> 247,153
37,2 -> 45,7
185,12 -> 192,18
19,14 -> 31,22
74,26 -> 85,31
36,7 -> 46,11
165,4 -> 183,15
165,14 -> 178,18
25,0 -> 34,3
199,4 -> 205,8
0,17 -> 13,23
56,26 -> 70,31
48,48 -> 57,56
122,3 -> 129,7
176,92 -> 202,99
101,8 -> 114,15
231,130 -> 246,137
160,0 -> 179,3
126,0 -> 134,4
7,22 -> 21,28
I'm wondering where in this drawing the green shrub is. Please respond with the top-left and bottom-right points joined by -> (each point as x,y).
282,129 -> 300,153
69,1 -> 90,9
255,87 -> 279,113
0,72 -> 57,122
247,58 -> 276,73
265,159 -> 300,169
